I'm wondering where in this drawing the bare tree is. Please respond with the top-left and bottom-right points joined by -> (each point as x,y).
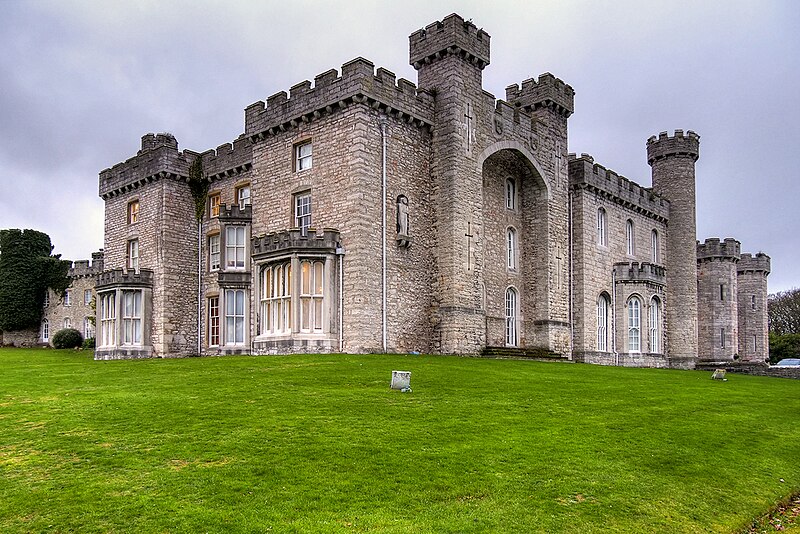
768,288 -> 800,335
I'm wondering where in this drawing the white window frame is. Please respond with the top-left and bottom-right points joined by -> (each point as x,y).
209,234 -> 220,272
127,200 -> 139,224
64,289 -> 71,307
122,290 -> 142,346
41,319 -> 49,342
224,289 -> 246,346
505,287 -> 518,347
294,192 -> 312,235
651,229 -> 660,263
649,298 -> 660,353
260,262 -> 292,335
44,291 -> 50,307
626,219 -> 635,256
127,239 -> 139,271
84,317 -> 94,340
237,185 -> 251,210
597,208 -> 607,247
225,226 -> 246,271
209,193 -> 221,218
296,141 -> 312,171
63,317 -> 71,330
628,296 -> 641,352
507,227 -> 517,270
208,296 -> 220,347
300,260 -> 325,333
597,294 -> 609,352
505,178 -> 516,210
100,292 -> 116,347
84,289 -> 92,306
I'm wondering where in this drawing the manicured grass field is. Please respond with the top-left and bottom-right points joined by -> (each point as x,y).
1,348 -> 799,533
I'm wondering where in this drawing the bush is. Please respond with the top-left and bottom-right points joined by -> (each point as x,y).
769,332 -> 800,364
82,337 -> 96,350
52,328 -> 83,349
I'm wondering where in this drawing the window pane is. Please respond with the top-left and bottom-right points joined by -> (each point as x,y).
314,299 -> 323,329
314,262 -> 324,295
301,299 -> 310,330
302,261 -> 311,294
235,290 -> 244,315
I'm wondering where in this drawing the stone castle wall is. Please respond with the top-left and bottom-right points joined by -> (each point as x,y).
736,253 -> 771,362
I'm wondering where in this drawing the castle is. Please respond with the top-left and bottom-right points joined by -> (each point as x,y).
86,13 -> 769,368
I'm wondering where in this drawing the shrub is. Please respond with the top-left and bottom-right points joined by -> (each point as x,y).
52,328 -> 83,349
82,337 -> 96,350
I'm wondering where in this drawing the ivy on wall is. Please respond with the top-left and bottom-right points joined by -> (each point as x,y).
0,229 -> 71,331
188,155 -> 208,222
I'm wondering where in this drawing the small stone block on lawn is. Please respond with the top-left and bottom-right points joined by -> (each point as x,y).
711,369 -> 727,380
391,370 -> 411,390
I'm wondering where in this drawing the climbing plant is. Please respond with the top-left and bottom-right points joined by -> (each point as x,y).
188,154 -> 208,222
0,229 -> 71,331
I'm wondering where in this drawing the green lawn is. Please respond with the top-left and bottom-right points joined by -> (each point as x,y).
1,348 -> 798,533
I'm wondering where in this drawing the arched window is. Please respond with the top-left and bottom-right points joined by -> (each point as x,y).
649,297 -> 661,353
628,296 -> 641,352
651,229 -> 660,263
300,260 -> 325,333
505,178 -> 517,210
597,294 -> 609,351
507,228 -> 517,270
41,319 -> 49,343
626,219 -> 635,256
505,287 -> 518,347
84,317 -> 94,340
597,208 -> 607,246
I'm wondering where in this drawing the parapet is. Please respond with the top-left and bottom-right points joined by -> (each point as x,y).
139,133 -> 178,154
100,134 -> 190,199
244,58 -> 434,140
568,154 -> 669,222
251,228 -> 341,259
67,249 -> 105,278
505,73 -> 574,118
95,268 -> 154,290
218,203 -> 252,222
738,252 -> 771,274
202,135 -> 253,181
647,130 -> 700,165
696,237 -> 741,262
613,261 -> 666,286
409,13 -> 490,70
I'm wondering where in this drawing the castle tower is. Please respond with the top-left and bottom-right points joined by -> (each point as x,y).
409,14 -> 491,353
696,238 -> 740,362
737,253 -> 771,362
647,130 -> 700,368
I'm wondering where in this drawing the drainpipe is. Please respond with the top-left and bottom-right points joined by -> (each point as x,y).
568,189 -> 574,360
380,120 -> 388,353
612,268 -> 618,366
336,244 -> 345,351
197,222 -> 202,356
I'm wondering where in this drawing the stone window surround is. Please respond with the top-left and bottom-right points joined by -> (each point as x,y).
41,319 -> 49,342
651,229 -> 660,264
127,198 -> 140,225
223,225 -> 248,272
506,226 -> 517,271
505,286 -> 519,347
597,207 -> 607,247
294,138 -> 313,172
223,288 -> 247,346
626,219 -> 635,257
649,296 -> 661,354
208,191 -> 222,218
126,238 -> 140,271
95,286 -> 153,357
208,232 -> 221,272
597,292 -> 610,352
207,293 -> 220,347
505,177 -> 517,211
627,295 -> 641,352
235,181 -> 251,210
64,289 -> 71,307
293,190 -> 312,234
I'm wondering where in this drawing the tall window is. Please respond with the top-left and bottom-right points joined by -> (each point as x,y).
300,260 -> 324,332
651,229 -> 660,263
720,328 -> 726,349
628,296 -> 641,352
650,298 -> 661,353
100,293 -> 116,347
626,219 -> 635,256
237,185 -> 251,210
751,295 -> 756,310
294,192 -> 312,234
122,290 -> 142,345
296,141 -> 312,171
209,234 -> 220,271
44,291 -> 50,307
41,319 -> 49,343
507,228 -> 517,270
720,284 -> 725,301
64,289 -> 71,307
127,200 -> 139,224
505,288 -> 518,347
84,317 -> 94,340
209,193 -> 221,218
63,317 -> 71,329
505,178 -> 516,210
597,294 -> 609,351
752,335 -> 757,351
127,239 -> 139,271
225,289 -> 245,345
597,208 -> 607,246
208,296 -> 220,347
84,289 -> 92,305
260,263 -> 292,334
225,226 -> 246,270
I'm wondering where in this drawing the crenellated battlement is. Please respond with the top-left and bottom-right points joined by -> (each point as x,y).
95,268 -> 154,290
738,252 -> 771,274
68,250 -> 104,279
647,129 -> 700,164
568,154 -> 669,221
613,261 -> 667,286
696,237 -> 741,262
505,73 -> 575,118
100,134 -> 191,199
218,203 -> 252,222
202,135 -> 253,182
409,13 -> 490,70
251,228 -> 341,259
244,58 -> 434,141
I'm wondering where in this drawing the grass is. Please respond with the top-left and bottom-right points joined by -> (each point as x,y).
0,348 -> 799,533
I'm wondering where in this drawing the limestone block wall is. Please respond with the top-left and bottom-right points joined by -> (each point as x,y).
737,253 -> 770,362
696,238 -> 740,362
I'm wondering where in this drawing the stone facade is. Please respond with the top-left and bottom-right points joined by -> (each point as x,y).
91,13 -> 769,368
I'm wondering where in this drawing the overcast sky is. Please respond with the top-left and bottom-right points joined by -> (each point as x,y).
1,0 -> 798,292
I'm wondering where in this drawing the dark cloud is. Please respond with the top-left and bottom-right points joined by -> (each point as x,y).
1,0 -> 797,290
